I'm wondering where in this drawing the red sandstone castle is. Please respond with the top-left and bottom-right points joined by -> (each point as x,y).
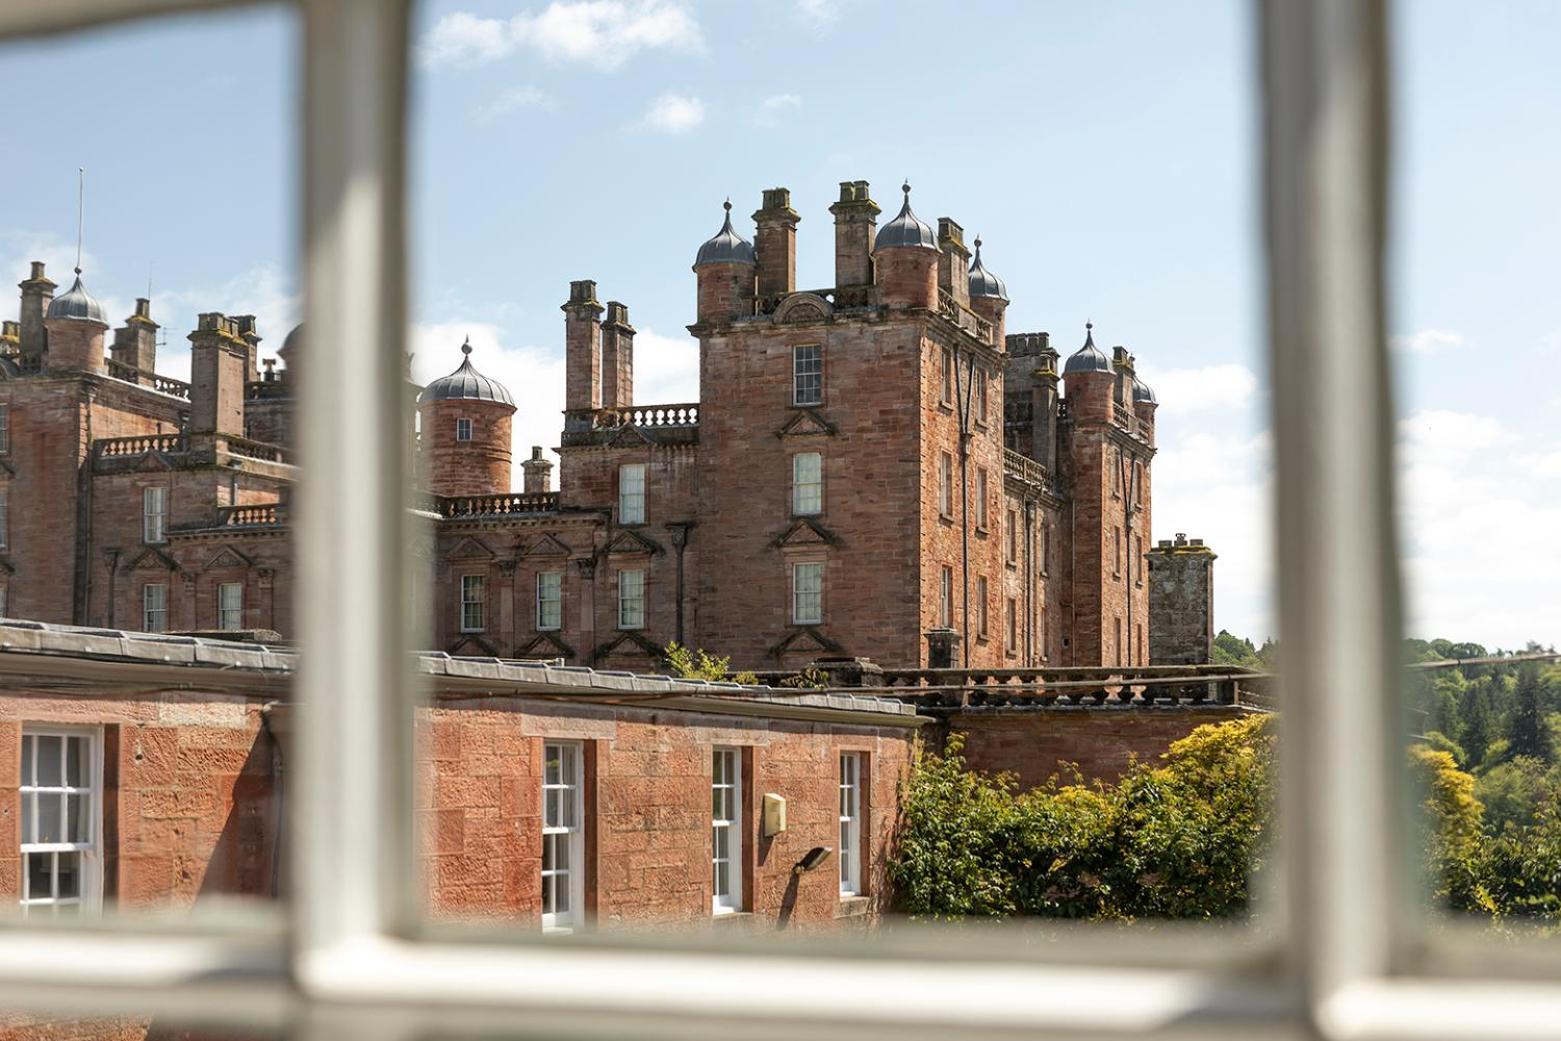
0,180 -> 1212,671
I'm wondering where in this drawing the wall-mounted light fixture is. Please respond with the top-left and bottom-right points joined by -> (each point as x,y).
792,846 -> 832,875
762,793 -> 786,837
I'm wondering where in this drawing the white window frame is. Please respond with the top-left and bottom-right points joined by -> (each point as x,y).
0,4 -> 1545,1041
791,344 -> 822,406
142,485 -> 166,545
791,561 -> 823,626
618,463 -> 646,524
711,747 -> 741,915
142,582 -> 167,633
454,417 -> 472,442
541,740 -> 585,932
459,573 -> 485,633
18,726 -> 102,918
616,568 -> 645,630
217,580 -> 243,631
838,752 -> 862,897
536,571 -> 562,631
975,467 -> 988,530
937,452 -> 953,518
0,402 -> 10,454
792,452 -> 822,516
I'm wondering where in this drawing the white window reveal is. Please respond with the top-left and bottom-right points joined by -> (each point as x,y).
792,452 -> 822,516
459,574 -> 485,632
143,486 -> 167,544
792,561 -> 823,625
217,581 -> 244,631
143,583 -> 167,633
711,747 -> 742,914
19,727 -> 100,917
541,741 -> 584,931
536,571 -> 562,631
618,463 -> 646,524
792,344 -> 822,406
0,403 -> 10,454
617,569 -> 645,629
455,417 -> 472,442
839,752 -> 862,897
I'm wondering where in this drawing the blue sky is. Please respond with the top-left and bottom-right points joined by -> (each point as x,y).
0,1 -> 1556,649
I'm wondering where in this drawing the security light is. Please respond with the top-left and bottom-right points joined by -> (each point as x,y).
792,846 -> 832,875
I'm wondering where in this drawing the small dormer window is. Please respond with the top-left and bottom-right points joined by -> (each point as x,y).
455,418 -> 473,442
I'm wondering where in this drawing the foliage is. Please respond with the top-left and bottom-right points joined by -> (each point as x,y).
1507,663 -> 1550,760
889,717 -> 1276,921
1409,745 -> 1496,915
662,642 -> 757,685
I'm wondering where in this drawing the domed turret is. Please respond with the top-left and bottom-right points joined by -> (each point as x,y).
1063,322 -> 1112,375
693,200 -> 756,268
418,338 -> 517,498
875,183 -> 940,309
874,182 -> 938,251
693,200 -> 757,323
418,338 -> 516,407
967,238 -> 1008,301
1133,378 -> 1157,405
46,270 -> 108,325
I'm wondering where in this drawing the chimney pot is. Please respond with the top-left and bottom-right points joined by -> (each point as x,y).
29,261 -> 46,280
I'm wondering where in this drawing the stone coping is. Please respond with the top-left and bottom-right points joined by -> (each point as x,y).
0,618 -> 919,723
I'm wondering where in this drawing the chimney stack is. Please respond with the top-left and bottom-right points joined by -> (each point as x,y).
18,261 -> 56,368
232,314 -> 262,382
828,180 -> 879,296
562,280 -> 604,424
111,298 -> 159,377
599,300 -> 635,409
937,218 -> 971,310
188,313 -> 248,439
522,445 -> 554,494
752,187 -> 799,301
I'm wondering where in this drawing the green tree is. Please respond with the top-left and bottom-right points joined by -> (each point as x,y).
1508,663 -> 1549,761
1463,688 -> 1495,767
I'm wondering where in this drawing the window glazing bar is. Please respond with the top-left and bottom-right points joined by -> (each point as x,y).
1259,0 -> 1407,1016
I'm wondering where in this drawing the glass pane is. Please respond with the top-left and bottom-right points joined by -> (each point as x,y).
54,852 -> 80,900
25,852 -> 49,902
560,784 -> 575,829
20,734 -> 32,787
69,792 -> 92,844
555,871 -> 570,914
64,737 -> 87,788
35,793 -> 62,845
20,791 -> 33,845
545,789 -> 560,830
36,736 -> 60,788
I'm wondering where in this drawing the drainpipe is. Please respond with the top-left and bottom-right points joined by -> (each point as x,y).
666,522 -> 692,645
951,345 -> 977,669
1023,500 -> 1035,666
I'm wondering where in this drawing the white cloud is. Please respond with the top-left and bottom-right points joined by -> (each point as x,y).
474,86 -> 556,123
638,92 -> 705,133
795,0 -> 841,26
633,328 -> 699,403
157,264 -> 300,382
1392,328 -> 1465,353
751,93 -> 802,126
1137,362 -> 1259,415
420,1 -> 703,71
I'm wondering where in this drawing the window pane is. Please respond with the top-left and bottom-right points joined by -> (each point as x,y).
36,735 -> 60,787
54,852 -> 80,900
35,793 -> 63,845
26,852 -> 50,902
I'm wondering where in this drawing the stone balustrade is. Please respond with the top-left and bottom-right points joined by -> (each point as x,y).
96,432 -> 188,457
440,492 -> 561,518
220,502 -> 285,527
1003,447 -> 1062,498
936,288 -> 995,345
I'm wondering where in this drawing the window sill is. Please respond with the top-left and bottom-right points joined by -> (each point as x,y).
938,513 -> 954,525
711,909 -> 750,923
833,895 -> 870,919
974,526 -> 989,536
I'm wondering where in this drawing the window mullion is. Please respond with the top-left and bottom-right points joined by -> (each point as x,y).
1259,0 -> 1405,1013
294,0 -> 415,983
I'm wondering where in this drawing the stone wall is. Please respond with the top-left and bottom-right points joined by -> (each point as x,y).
1147,535 -> 1217,665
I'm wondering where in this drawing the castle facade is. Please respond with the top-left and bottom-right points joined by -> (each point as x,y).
0,179 -> 1202,671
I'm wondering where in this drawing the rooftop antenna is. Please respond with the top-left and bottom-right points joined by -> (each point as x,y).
74,167 -> 85,275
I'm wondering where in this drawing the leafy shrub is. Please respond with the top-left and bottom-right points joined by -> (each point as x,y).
663,642 -> 757,685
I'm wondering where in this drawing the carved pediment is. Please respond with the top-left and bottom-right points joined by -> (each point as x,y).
0,556 -> 14,576
516,631 -> 576,661
772,517 -> 841,549
123,546 -> 180,573
520,532 -> 573,558
770,627 -> 844,658
0,457 -> 14,479
446,535 -> 496,561
772,293 -> 833,324
603,528 -> 663,557
592,630 -> 663,663
132,454 -> 176,473
448,633 -> 499,657
203,545 -> 254,571
776,409 -> 837,439
606,425 -> 654,447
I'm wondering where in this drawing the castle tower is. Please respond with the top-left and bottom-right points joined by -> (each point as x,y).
1147,534 -> 1216,664
1061,323 -> 1154,667
874,183 -> 939,310
692,201 -> 756,325
42,269 -> 109,374
418,339 -> 516,498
